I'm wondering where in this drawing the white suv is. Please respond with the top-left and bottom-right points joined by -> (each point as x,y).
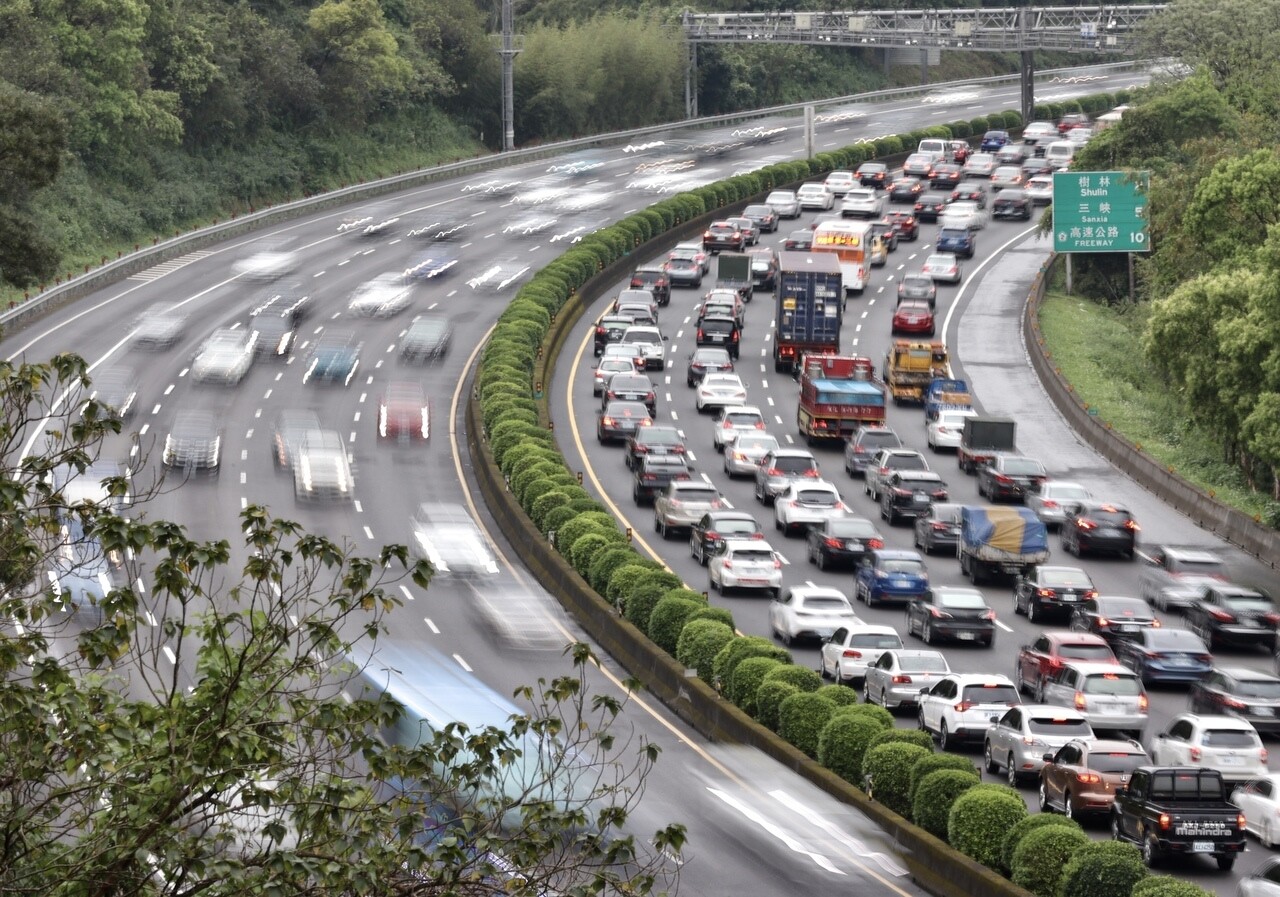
622,326 -> 665,371
1150,714 -> 1268,783
841,187 -> 884,219
707,538 -> 782,598
983,704 -> 1095,786
774,480 -> 847,536
712,405 -> 767,452
918,673 -> 1022,751
1039,661 -> 1148,738
819,624 -> 904,685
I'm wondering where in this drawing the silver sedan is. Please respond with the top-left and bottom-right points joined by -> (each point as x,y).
723,432 -> 779,478
862,649 -> 951,710
1026,481 -> 1092,530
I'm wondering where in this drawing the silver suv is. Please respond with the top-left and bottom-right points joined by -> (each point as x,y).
1039,661 -> 1148,737
864,448 -> 929,502
843,426 -> 903,478
653,481 -> 723,539
1139,545 -> 1229,611
754,448 -> 820,505
983,705 -> 1095,786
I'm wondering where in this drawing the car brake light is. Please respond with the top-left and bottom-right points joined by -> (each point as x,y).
892,674 -> 912,684
1074,692 -> 1086,710
1076,772 -> 1101,785
696,329 -> 704,340
1138,694 -> 1149,712
1189,747 -> 1201,762
1096,617 -> 1111,628
868,538 -> 884,549
1084,589 -> 1098,599
1265,613 -> 1280,625
1239,813 -> 1249,830
1076,518 -> 1098,530
994,473 -> 1014,484
981,610 -> 995,621
843,649 -> 862,659
932,522 -> 948,531
602,417 -> 615,426
823,537 -> 843,548
1036,588 -> 1055,598
1158,813 -> 1171,831
1263,749 -> 1270,764
1123,519 -> 1140,531
1221,696 -> 1247,710
1041,499 -> 1059,508
1208,608 -> 1234,622
954,701 -> 974,713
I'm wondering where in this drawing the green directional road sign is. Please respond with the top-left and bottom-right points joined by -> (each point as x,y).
1052,170 -> 1151,253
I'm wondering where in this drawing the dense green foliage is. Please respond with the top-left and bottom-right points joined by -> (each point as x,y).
777,692 -> 838,757
1058,842 -> 1146,897
1010,825 -> 1091,897
862,743 -> 931,817
912,769 -> 980,839
947,786 -> 1028,869
1000,813 -> 1082,875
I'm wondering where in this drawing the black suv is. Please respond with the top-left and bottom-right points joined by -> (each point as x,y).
632,454 -> 692,505
690,510 -> 764,565
694,316 -> 741,359
993,188 -> 1032,220
629,266 -> 671,307
686,347 -> 734,387
593,315 -> 632,356
880,470 -> 949,526
1184,584 -> 1277,650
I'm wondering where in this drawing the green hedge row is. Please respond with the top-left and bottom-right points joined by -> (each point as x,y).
474,88 -> 1165,897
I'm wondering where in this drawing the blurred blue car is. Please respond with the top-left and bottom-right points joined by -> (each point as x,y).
980,129 -> 1011,152
854,548 -> 929,608
303,332 -> 361,386
1114,627 -> 1213,685
402,248 -> 459,282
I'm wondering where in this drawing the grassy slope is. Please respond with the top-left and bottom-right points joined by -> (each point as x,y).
1037,291 -> 1274,521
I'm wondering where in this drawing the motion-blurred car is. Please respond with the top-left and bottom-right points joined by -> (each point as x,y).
294,430 -> 354,502
402,248 -> 459,281
377,382 -> 429,442
411,502 -> 498,577
1039,659 -> 1150,738
689,510 -> 764,565
796,183 -> 835,210
992,188 -> 1032,220
939,200 -> 988,231
913,193 -> 948,223
843,426 -> 903,477
338,207 -> 400,236
884,210 -> 919,241
841,187 -> 885,219
161,410 -> 221,476
303,333 -> 361,386
977,453 -> 1048,503
83,365 -> 138,422
1061,501 -> 1140,558
1025,175 -> 1055,204
897,273 -> 937,309
855,162 -> 889,188
47,518 -> 122,616
702,221 -> 746,253
51,460 -> 132,515
1113,628 -> 1213,685
405,217 -> 470,241
1069,596 -> 1160,644
863,448 -> 930,503
1184,583 -> 1279,651
133,303 -> 188,349
654,480 -> 724,538
913,501 -> 962,555
806,515 -> 883,570
748,248 -> 779,290
233,247 -> 299,281
247,311 -> 296,360
862,649 -> 951,710
922,253 -> 962,284
623,326 -> 666,372
926,408 -> 978,452
949,185 -> 989,208
664,249 -> 704,287
466,258 -> 531,292
990,165 -> 1024,191
888,178 -> 925,204
1026,480 -> 1093,530
1040,738 -> 1150,820
755,447 -> 820,503
1190,668 -> 1280,736
742,203 -> 780,233
191,328 -> 257,385
783,229 -> 814,251
400,315 -> 453,364
1015,632 -> 1117,696
765,190 -> 801,218
769,586 -> 857,645
348,273 -> 412,317
270,409 -> 322,470
713,405 -> 767,452
1139,546 -> 1230,612
726,216 -> 760,246
879,470 -> 948,525
722,431 -> 779,478
1231,775 -> 1280,848
823,171 -> 857,196
929,163 -> 964,190
905,586 -> 997,646
963,152 -> 998,177
773,480 -> 847,536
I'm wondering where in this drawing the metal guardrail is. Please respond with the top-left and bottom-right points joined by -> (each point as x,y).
0,61 -> 1144,337
682,6 -> 1166,53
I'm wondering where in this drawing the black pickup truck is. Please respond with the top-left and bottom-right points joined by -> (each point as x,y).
1110,766 -> 1247,871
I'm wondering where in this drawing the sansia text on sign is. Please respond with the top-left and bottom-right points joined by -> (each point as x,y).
1052,170 -> 1150,254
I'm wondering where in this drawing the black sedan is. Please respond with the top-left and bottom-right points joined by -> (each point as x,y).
905,586 -> 996,647
1061,501 -> 1140,559
913,502 -> 961,555
888,178 -> 925,204
929,163 -> 964,189
1188,667 -> 1280,735
1068,596 -> 1159,644
883,211 -> 919,241
977,454 -> 1048,503
949,185 -> 989,208
913,193 -> 949,223
600,372 -> 657,415
625,425 -> 686,470
596,400 -> 652,444
1014,565 -> 1098,623
742,203 -> 779,233
856,161 -> 889,187
1184,583 -> 1279,651
783,229 -> 814,251
690,510 -> 764,565
805,516 -> 884,571
685,347 -> 733,387
664,253 -> 703,288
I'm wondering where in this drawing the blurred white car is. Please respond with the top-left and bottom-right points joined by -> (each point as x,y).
191,328 -> 257,385
939,200 -> 988,230
769,586 -> 858,645
1026,175 -> 1055,204
411,503 -> 499,577
823,170 -> 857,196
707,538 -> 783,598
922,253 -> 962,284
863,649 -> 952,710
233,249 -> 299,282
723,431 -> 779,478
1231,773 -> 1280,848
765,190 -> 801,218
927,408 -> 978,451
796,183 -> 835,211
1026,480 -> 1093,529
1150,714 -> 1269,783
773,480 -> 847,536
348,273 -> 412,317
623,326 -> 666,371
592,356 -> 639,396
695,373 -> 748,412
294,430 -> 354,502
712,405 -> 767,452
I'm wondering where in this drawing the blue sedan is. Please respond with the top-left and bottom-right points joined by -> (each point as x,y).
980,129 -> 1011,152
854,548 -> 929,608
1114,627 -> 1213,685
303,333 -> 362,386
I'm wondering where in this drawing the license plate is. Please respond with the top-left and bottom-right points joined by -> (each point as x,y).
1168,656 -> 1193,667
844,540 -> 863,550
1191,841 -> 1215,854
957,632 -> 976,641
1097,527 -> 1121,535
1097,703 -> 1124,715
1219,756 -> 1244,765
1255,707 -> 1276,717
709,335 -> 725,342
894,579 -> 910,588
913,492 -> 928,500
1060,594 -> 1079,602
1119,624 -> 1137,633
739,578 -> 765,586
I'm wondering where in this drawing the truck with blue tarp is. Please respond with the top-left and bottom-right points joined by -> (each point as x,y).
958,505 -> 1049,585
796,354 -> 886,443
924,377 -> 973,421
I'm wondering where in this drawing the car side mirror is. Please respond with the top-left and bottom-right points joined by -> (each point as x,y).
988,714 -> 1001,724
1042,752 -> 1055,763
1115,787 -> 1125,797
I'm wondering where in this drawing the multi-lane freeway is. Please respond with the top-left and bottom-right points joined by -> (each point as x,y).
0,63 -> 1174,895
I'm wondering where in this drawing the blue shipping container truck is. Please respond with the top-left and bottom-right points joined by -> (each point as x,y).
773,251 -> 843,373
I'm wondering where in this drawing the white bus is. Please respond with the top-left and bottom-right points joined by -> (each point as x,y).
811,219 -> 873,295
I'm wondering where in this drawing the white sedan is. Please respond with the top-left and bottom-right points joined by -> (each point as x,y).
348,273 -> 412,317
927,408 -> 978,451
191,329 -> 257,385
411,503 -> 499,577
796,183 -> 835,211
922,253 -> 962,284
773,481 -> 847,536
712,405 -> 767,452
769,586 -> 858,645
819,624 -> 904,685
233,249 -> 298,282
940,200 -> 988,230
1026,175 -> 1055,205
696,373 -> 748,412
823,170 -> 858,196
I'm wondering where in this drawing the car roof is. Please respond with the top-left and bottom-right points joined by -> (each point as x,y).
947,672 -> 1015,685
769,447 -> 817,458
1159,546 -> 1223,562
720,405 -> 763,416
1215,666 -> 1280,681
1043,632 -> 1109,646
722,538 -> 775,550
1080,738 -> 1147,754
848,623 -> 899,634
1016,704 -> 1089,719
787,585 -> 850,600
704,510 -> 757,523
1174,713 -> 1260,730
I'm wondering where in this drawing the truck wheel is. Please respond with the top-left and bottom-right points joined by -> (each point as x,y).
971,561 -> 987,586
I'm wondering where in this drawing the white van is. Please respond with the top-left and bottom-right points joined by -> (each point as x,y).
917,138 -> 949,162
1044,140 -> 1076,170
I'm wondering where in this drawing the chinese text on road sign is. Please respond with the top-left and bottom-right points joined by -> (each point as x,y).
1053,170 -> 1150,253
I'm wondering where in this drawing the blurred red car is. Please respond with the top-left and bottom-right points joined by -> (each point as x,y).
378,382 -> 430,441
883,211 -> 919,241
949,140 -> 970,165
891,300 -> 936,336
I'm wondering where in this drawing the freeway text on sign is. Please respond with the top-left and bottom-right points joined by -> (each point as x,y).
1052,170 -> 1150,253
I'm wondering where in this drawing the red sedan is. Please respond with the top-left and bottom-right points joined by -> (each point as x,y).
891,300 -> 936,336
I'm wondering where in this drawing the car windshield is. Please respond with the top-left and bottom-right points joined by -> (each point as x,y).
881,559 -> 924,575
859,431 -> 901,449
1146,629 -> 1205,650
694,350 -> 731,364
1044,483 -> 1090,500
1082,673 -> 1143,696
1202,730 -> 1259,748
1096,599 -> 1149,618
850,633 -> 902,648
1235,678 -> 1280,699
1042,568 -> 1093,588
1058,642 -> 1116,660
961,684 -> 1019,705
901,654 -> 949,673
938,591 -> 987,610
725,412 -> 760,426
676,486 -> 719,501
937,412 -> 973,427
1088,752 -> 1146,775
939,228 -> 968,240
1002,458 -> 1044,475
796,489 -> 839,506
1028,717 -> 1093,737
641,429 -> 681,445
827,518 -> 876,537
735,435 -> 778,451
717,519 -> 759,535
889,456 -> 928,471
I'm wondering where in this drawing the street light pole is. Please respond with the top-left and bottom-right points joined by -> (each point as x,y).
498,0 -> 519,152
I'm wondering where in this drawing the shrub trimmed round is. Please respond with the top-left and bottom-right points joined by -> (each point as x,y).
530,490 -> 569,530
567,533 -> 614,576
624,579 -> 674,634
1001,109 -> 1022,128
862,743 -> 931,817
1130,876 -> 1215,897
969,115 -> 990,134
817,715 -> 883,785
714,636 -> 792,689
833,703 -> 894,730
499,443 -> 558,479
491,426 -> 552,463
816,684 -> 858,707
762,664 -> 821,693
1059,842 -> 1146,897
686,605 -> 734,630
511,462 -> 562,501
607,563 -> 665,607
521,477 -> 566,511
778,692 -> 838,758
649,596 -> 707,655
755,680 -> 799,731
676,619 -> 736,683
1011,825 -> 1092,897
589,546 -> 644,593
541,505 -> 579,538
912,769 -> 981,838
908,753 -> 978,805
1000,814 -> 1083,876
729,657 -> 784,716
947,785 -> 1029,869
866,728 -> 934,752
567,497 -> 607,515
